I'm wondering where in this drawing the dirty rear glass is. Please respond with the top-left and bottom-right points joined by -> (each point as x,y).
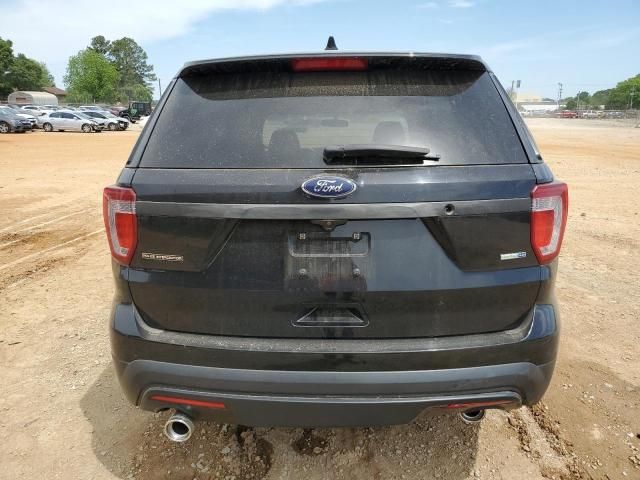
140,70 -> 527,168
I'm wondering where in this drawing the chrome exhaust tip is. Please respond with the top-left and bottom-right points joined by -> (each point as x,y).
460,409 -> 485,424
164,412 -> 194,442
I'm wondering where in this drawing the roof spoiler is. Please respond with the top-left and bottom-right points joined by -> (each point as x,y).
178,52 -> 488,78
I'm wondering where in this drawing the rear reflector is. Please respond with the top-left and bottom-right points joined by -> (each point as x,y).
291,57 -> 368,72
150,395 -> 226,410
531,182 -> 568,264
103,186 -> 137,265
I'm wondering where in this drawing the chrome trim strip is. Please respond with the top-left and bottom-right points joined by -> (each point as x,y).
136,198 -> 530,220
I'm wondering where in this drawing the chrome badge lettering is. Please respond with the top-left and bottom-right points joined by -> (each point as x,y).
500,252 -> 527,261
142,252 -> 184,262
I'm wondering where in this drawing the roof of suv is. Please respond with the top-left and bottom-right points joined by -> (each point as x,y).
178,52 -> 489,77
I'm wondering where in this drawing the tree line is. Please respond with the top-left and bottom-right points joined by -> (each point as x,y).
0,37 -> 54,98
0,34 -> 155,104
64,36 -> 156,104
563,74 -> 640,110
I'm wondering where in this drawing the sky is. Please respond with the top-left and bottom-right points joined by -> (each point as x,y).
1,0 -> 639,99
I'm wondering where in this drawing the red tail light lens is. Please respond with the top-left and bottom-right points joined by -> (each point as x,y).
531,182 -> 568,264
291,57 -> 368,72
103,186 -> 137,265
150,395 -> 226,410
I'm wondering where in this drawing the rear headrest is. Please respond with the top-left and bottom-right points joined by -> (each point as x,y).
373,121 -> 406,144
269,129 -> 300,156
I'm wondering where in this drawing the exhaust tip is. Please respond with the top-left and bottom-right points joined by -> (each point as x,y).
460,409 -> 485,424
164,412 -> 194,442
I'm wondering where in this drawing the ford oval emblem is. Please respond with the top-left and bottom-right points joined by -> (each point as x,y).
301,176 -> 357,199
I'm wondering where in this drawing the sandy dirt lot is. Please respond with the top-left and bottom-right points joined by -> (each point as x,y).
1,119 -> 639,480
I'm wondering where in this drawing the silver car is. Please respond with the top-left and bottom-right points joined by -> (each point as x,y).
5,106 -> 38,128
83,110 -> 130,130
41,110 -> 103,133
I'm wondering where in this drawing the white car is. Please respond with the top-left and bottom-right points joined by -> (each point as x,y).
19,105 -> 54,117
41,110 -> 104,133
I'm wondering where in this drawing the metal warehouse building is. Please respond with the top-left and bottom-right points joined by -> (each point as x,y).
7,90 -> 59,106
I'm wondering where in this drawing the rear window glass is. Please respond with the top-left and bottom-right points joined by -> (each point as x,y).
141,70 -> 526,168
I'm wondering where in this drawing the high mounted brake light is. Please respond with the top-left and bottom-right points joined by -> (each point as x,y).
531,182 -> 568,264
103,186 -> 137,265
291,57 -> 368,72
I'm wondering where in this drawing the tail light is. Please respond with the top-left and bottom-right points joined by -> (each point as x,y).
531,182 -> 568,264
291,57 -> 368,72
103,186 -> 137,265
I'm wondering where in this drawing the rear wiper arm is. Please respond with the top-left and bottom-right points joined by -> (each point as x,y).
323,144 -> 441,165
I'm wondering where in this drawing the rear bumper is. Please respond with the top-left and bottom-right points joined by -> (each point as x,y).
111,303 -> 559,427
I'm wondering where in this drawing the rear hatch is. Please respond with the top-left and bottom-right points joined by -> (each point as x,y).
125,54 -> 541,339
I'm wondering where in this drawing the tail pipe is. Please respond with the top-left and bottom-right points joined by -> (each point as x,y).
459,409 -> 486,424
164,412 -> 195,442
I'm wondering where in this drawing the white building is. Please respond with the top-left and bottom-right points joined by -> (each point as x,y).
7,91 -> 59,106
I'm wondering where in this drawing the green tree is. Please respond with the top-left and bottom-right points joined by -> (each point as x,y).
89,35 -> 111,56
576,91 -> 590,104
64,49 -> 119,103
565,98 -> 577,110
0,37 -> 14,97
39,62 -> 55,87
119,83 -> 152,103
590,89 -> 611,108
607,75 -> 640,109
107,37 -> 156,87
88,35 -> 156,102
6,53 -> 53,91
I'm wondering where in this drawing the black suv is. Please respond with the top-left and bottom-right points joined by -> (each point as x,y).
105,51 -> 568,441
118,101 -> 152,123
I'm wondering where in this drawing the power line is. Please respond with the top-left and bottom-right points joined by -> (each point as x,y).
557,83 -> 563,108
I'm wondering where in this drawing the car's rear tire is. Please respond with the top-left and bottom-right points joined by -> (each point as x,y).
108,122 -> 118,131
43,122 -> 53,132
0,121 -> 10,134
81,124 -> 92,133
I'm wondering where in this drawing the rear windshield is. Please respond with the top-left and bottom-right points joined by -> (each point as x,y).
141,69 -> 527,168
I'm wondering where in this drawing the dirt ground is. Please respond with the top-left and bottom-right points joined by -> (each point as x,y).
1,119 -> 639,480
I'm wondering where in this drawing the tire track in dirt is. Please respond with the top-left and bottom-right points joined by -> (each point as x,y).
0,229 -> 103,273
0,199 -> 96,232
0,208 -> 94,245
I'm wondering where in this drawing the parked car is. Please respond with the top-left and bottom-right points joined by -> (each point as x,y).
580,110 -> 600,119
556,110 -> 577,118
108,106 -> 127,116
118,101 -> 151,123
105,50 -> 568,439
78,105 -> 111,112
83,110 -> 130,130
41,110 -> 103,132
0,106 -> 32,133
19,105 -> 54,117
4,105 -> 38,128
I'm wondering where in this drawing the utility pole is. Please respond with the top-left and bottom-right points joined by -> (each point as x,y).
576,92 -> 580,112
158,78 -> 163,97
630,87 -> 636,110
557,83 -> 563,110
